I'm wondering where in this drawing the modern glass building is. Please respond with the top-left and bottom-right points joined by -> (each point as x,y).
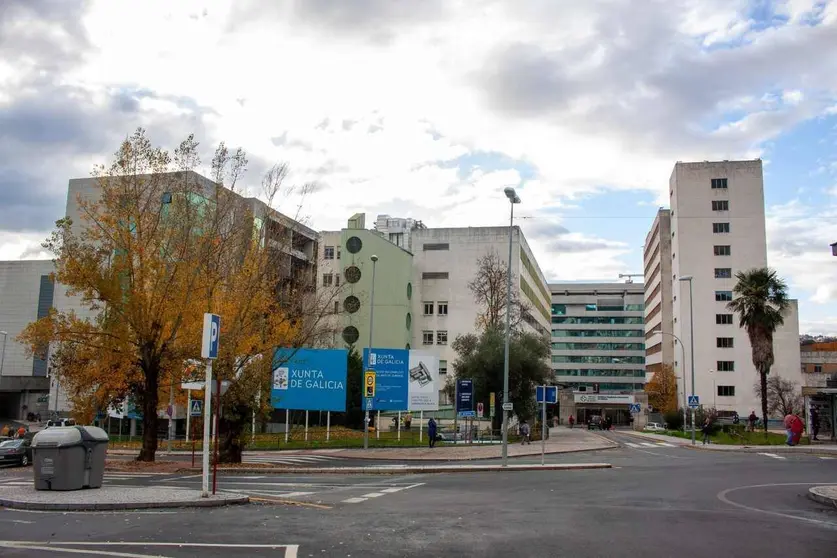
550,282 -> 646,393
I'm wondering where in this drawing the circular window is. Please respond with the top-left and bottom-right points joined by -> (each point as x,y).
346,236 -> 363,254
406,283 -> 412,299
341,326 -> 359,344
344,266 -> 362,284
344,296 -> 361,314
406,313 -> 412,329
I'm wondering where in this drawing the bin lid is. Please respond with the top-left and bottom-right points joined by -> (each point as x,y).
31,425 -> 109,447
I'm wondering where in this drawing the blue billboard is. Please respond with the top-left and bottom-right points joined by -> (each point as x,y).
362,348 -> 409,411
271,348 -> 348,412
456,379 -> 474,416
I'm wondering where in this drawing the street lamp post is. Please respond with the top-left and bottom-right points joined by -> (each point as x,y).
678,275 -> 696,445
501,187 -> 521,468
0,331 -> 7,381
364,254 -> 379,451
649,329 -> 687,430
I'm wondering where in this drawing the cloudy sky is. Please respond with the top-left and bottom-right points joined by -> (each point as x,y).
2,0 -> 836,333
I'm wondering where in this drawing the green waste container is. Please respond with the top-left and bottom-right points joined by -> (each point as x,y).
31,426 -> 109,491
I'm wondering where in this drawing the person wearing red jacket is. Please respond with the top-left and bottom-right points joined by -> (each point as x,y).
784,412 -> 804,446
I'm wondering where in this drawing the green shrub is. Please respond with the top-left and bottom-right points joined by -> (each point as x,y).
663,410 -> 684,431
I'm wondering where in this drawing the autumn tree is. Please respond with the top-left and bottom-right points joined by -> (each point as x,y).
756,376 -> 802,418
468,251 -> 529,331
20,129 -> 335,462
645,364 -> 678,414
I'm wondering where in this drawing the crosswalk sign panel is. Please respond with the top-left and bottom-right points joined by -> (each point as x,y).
190,399 -> 203,417
688,395 -> 700,408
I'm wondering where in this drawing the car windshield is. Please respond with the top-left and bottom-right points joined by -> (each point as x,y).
0,440 -> 21,448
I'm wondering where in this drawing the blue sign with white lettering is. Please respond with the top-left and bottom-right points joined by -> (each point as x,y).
456,379 -> 474,414
271,348 -> 348,412
536,386 -> 558,404
362,348 -> 409,411
629,403 -> 641,414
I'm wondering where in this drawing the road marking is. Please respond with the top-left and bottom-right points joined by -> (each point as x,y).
625,442 -> 641,448
0,541 -> 300,558
362,492 -> 386,498
656,443 -> 676,447
0,481 -> 30,486
640,443 -> 658,447
758,453 -> 786,460
381,487 -> 404,493
342,497 -> 367,503
717,482 -> 837,529
819,457 -> 835,460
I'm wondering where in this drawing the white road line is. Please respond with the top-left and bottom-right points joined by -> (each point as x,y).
758,452 -> 786,460
656,443 -> 676,447
625,442 -> 641,448
380,487 -> 404,493
819,456 -> 835,460
1,481 -> 30,486
640,442 -> 658,447
0,541 -> 300,558
362,492 -> 386,498
342,497 -> 367,503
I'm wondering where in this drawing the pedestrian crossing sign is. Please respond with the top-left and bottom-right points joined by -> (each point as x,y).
688,395 -> 700,408
190,399 -> 203,417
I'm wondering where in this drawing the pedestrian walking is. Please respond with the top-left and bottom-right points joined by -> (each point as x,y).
701,418 -> 711,445
404,413 -> 412,431
519,420 -> 531,445
568,415 -> 575,429
811,407 -> 820,441
784,411 -> 804,446
748,410 -> 757,432
428,417 -> 437,449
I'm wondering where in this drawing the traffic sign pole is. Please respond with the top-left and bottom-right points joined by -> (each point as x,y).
200,313 -> 220,499
186,390 -> 191,443
541,389 -> 546,466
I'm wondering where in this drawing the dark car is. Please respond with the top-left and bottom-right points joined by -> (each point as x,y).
0,439 -> 32,467
587,416 -> 603,430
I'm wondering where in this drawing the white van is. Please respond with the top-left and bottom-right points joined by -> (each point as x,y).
46,418 -> 76,428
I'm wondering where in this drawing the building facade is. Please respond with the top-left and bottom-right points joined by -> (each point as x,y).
643,209 -> 674,375
647,160 -> 802,416
550,282 -> 646,394
373,214 -> 426,253
0,260 -> 55,420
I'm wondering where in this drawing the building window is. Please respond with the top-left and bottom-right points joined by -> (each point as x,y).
714,268 -> 732,279
715,291 -> 733,302
423,302 -> 434,316
714,245 -> 731,256
717,385 -> 735,397
422,331 -> 434,345
335,275 -> 341,287
346,236 -> 362,254
423,243 -> 450,251
552,304 -> 567,315
333,301 -> 339,314
422,272 -> 449,280
324,246 -> 335,259
814,365 -> 823,373
337,248 -> 341,259
712,200 -> 729,211
716,314 -> 733,325
717,337 -> 734,348
322,273 -> 333,287
717,361 -> 735,372
437,330 -> 448,345
712,222 -> 730,234
711,178 -> 728,189
439,360 -> 448,375
438,301 -> 448,316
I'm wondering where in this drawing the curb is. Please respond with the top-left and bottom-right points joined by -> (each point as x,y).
617,431 -> 837,456
173,463 -> 612,475
0,494 -> 249,512
807,487 -> 837,509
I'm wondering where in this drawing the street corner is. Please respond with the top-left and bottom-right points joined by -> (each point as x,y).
808,486 -> 837,509
0,485 -> 248,511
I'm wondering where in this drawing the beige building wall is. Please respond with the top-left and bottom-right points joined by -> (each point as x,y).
643,209 -> 674,376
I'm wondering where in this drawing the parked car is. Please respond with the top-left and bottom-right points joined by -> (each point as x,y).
644,422 -> 666,432
587,416 -> 603,430
0,438 -> 33,466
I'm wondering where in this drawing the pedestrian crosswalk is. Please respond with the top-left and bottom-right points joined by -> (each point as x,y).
242,454 -> 345,466
0,471 -> 169,487
624,442 -> 676,448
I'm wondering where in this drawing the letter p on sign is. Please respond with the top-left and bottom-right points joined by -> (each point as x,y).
201,313 -> 221,359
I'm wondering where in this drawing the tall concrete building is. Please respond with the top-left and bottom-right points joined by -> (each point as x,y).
644,160 -> 802,416
550,282 -> 646,391
644,209 -> 674,375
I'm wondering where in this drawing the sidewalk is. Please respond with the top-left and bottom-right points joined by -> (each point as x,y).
0,485 -> 248,511
185,462 -> 613,475
622,430 -> 837,454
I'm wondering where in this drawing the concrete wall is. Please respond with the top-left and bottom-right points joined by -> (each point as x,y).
644,209 -> 674,374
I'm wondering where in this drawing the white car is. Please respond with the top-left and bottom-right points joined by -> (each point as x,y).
644,422 -> 666,432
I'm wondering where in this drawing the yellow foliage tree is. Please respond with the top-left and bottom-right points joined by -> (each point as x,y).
645,363 -> 679,414
19,129 -> 336,462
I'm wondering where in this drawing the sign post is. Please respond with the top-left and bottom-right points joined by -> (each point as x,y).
536,386 -> 557,466
364,370 -> 375,450
200,313 -> 220,498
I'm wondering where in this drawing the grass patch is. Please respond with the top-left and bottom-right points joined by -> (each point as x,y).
659,429 -> 804,446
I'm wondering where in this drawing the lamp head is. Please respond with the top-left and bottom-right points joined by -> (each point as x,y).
678,275 -> 693,281
504,187 -> 521,203
370,254 -> 378,263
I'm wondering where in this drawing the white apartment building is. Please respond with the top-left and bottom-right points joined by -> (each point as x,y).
410,226 -> 551,403
550,282 -> 646,392
374,214 -> 426,252
644,209 -> 674,375
647,160 -> 802,416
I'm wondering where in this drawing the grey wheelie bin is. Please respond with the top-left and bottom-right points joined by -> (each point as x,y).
31,426 -> 109,491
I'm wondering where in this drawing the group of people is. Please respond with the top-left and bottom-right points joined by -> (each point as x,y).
391,413 -> 413,430
1,424 -> 27,439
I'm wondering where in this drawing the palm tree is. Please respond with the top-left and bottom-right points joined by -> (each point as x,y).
727,268 -> 790,432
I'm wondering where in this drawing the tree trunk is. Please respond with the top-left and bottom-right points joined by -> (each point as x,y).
137,365 -> 160,462
760,367 -> 769,434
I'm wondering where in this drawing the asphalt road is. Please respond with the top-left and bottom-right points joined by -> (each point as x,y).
1,431 -> 836,557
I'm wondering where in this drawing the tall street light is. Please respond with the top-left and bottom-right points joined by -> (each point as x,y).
649,328 -> 687,429
0,331 -> 8,382
364,254 -> 379,451
678,275 -> 696,445
501,186 -> 521,467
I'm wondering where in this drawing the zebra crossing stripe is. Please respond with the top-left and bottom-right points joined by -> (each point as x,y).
758,452 -> 786,460
819,456 -> 835,460
640,443 -> 657,447
656,443 -> 675,447
625,442 -> 641,448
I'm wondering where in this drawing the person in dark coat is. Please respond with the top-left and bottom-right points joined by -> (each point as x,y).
428,417 -> 438,448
